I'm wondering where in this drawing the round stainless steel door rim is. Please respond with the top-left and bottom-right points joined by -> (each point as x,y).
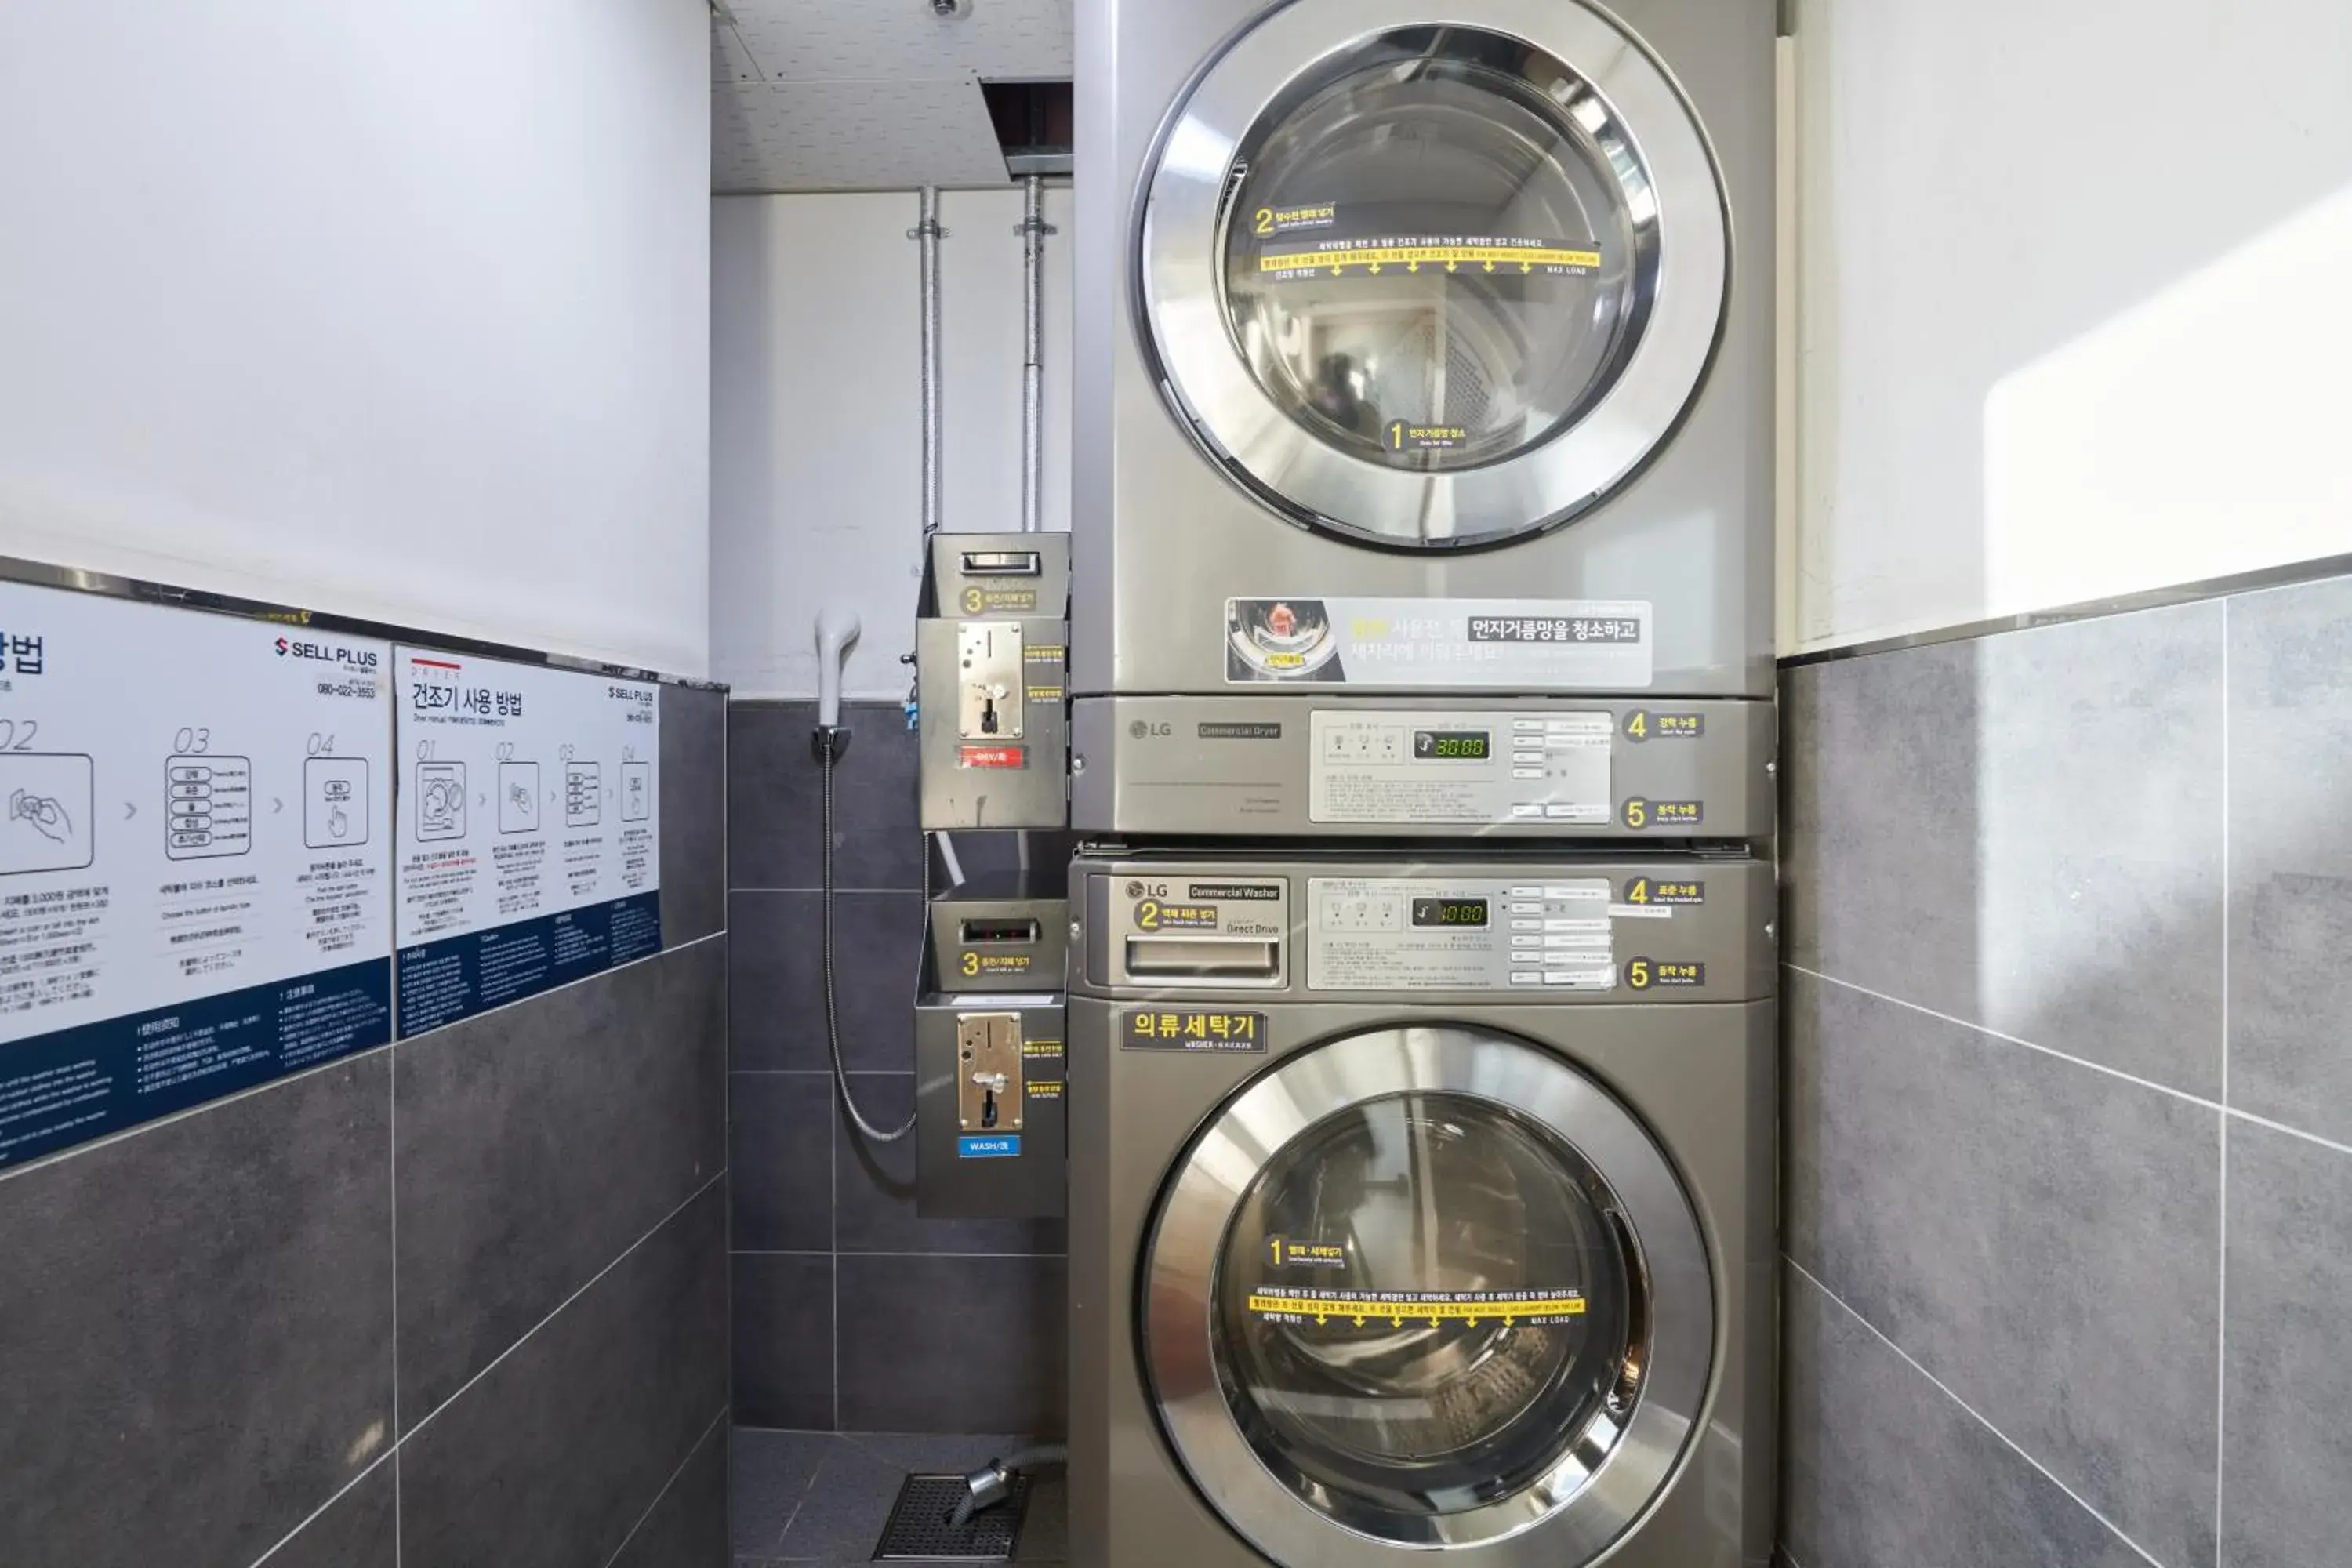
1141,0 -> 1728,548
1142,1025 -> 1714,1564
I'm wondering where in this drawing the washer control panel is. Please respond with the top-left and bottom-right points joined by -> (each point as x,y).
1308,877 -> 1614,993
1308,710 -> 1612,826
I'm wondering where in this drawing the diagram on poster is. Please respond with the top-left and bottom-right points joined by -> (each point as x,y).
393,650 -> 659,1036
0,585 -> 394,1169
0,752 -> 95,874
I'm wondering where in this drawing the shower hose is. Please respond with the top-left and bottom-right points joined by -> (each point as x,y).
817,725 -> 914,1142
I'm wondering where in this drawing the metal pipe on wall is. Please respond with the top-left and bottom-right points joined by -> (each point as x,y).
1014,178 -> 1052,872
916,185 -> 945,535
910,186 -> 960,880
1018,176 -> 1048,534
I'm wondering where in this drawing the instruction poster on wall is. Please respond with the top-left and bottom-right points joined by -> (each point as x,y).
0,584 -> 394,1169
393,649 -> 659,1036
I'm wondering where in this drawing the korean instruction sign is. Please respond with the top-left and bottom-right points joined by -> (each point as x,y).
0,584 -> 394,1168
394,650 -> 659,1035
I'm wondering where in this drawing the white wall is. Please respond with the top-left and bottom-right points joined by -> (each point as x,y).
1791,0 -> 2352,652
0,0 -> 713,677
710,187 -> 1074,699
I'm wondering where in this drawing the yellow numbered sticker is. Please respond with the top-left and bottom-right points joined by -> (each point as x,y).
1254,207 -> 1275,236
1623,797 -> 1649,829
960,951 -> 981,977
1628,958 -> 1652,990
1247,1292 -> 1587,1327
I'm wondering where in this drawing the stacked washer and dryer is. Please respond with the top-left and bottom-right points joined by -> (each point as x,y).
1062,0 -> 1780,1563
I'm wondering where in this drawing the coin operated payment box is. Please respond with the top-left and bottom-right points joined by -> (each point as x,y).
913,871 -> 1068,1219
917,534 -> 1069,832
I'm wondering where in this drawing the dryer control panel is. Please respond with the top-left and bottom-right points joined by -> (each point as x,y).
1309,710 -> 1612,826
1071,696 -> 1774,839
1309,877 -> 1614,992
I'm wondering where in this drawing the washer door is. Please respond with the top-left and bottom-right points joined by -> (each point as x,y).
1141,0 -> 1727,550
1142,1026 -> 1711,1564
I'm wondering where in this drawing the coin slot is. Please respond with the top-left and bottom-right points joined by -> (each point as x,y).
956,1013 -> 1026,1134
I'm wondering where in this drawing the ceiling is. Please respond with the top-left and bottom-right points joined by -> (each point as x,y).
711,0 -> 1073,194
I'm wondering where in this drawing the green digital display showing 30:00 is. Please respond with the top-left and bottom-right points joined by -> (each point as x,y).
1413,730 -> 1490,760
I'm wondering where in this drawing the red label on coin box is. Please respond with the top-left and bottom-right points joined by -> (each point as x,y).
959,746 -> 1027,769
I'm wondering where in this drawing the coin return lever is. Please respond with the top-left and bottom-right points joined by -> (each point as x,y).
957,1013 -> 1026,1134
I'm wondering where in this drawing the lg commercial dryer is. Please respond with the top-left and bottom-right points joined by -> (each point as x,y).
1073,0 -> 1777,835
1067,851 -> 1777,1567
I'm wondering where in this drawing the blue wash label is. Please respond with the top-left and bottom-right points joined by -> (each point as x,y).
957,1134 -> 1022,1160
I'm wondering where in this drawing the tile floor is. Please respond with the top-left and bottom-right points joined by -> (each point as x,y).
732,1428 -> 1067,1566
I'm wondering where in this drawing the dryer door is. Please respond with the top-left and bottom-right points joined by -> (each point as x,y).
1141,0 -> 1727,550
1141,1025 -> 1711,1565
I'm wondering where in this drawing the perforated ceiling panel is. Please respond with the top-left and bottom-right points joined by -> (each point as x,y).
726,0 -> 1072,80
713,23 -> 763,85
714,77 -> 1013,192
711,0 -> 1073,193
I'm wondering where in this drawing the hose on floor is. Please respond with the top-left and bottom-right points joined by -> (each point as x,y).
950,1444 -> 1071,1528
817,727 -> 914,1142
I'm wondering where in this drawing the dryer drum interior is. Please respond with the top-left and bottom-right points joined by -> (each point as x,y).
1140,1026 -> 1714,1561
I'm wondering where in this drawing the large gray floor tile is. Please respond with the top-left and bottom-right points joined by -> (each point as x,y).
662,683 -> 730,946
730,700 -> 922,891
1784,602 -> 2225,1095
837,1254 -> 1065,1436
396,938 -> 727,1425
398,1183 -> 729,1568
1783,1265 -> 2151,1568
728,890 -> 924,1072
731,1428 -> 835,1555
0,1055 -> 394,1568
2227,575 -> 2352,1145
2222,1118 -> 2352,1568
263,1458 -> 400,1568
1784,968 -> 2220,1566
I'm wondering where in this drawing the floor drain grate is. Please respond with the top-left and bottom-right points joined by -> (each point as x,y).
873,1472 -> 1029,1562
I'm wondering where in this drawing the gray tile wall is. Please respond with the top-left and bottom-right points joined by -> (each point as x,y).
727,699 -> 1066,1438
0,681 -> 733,1568
1781,576 -> 2352,1568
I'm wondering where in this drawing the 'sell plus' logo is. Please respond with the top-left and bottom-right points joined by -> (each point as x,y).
275,636 -> 380,671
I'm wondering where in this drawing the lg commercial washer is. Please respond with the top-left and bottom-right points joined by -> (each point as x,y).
1068,851 -> 1776,1566
1073,0 -> 1777,838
